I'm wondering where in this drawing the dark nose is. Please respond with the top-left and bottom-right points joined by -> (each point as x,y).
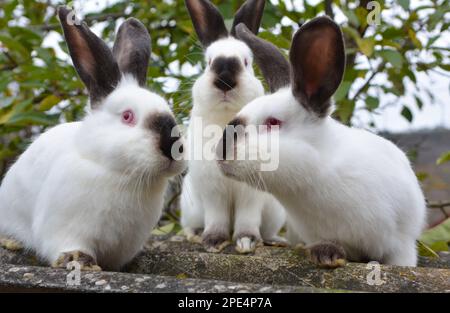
148,113 -> 183,160
218,117 -> 245,160
214,73 -> 237,92
211,57 -> 241,92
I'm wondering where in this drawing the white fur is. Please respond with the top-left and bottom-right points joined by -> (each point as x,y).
219,88 -> 427,266
0,79 -> 186,270
181,38 -> 286,247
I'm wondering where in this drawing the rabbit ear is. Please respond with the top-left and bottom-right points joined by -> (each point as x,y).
58,7 -> 121,108
290,16 -> 345,117
185,0 -> 228,48
231,0 -> 265,37
113,18 -> 151,87
235,23 -> 290,93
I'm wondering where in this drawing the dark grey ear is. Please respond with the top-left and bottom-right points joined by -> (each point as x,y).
290,16 -> 346,118
235,23 -> 290,93
231,0 -> 265,37
185,0 -> 228,48
58,7 -> 120,108
113,18 -> 151,87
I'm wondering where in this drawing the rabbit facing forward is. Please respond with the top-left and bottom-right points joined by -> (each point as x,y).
218,18 -> 427,267
180,0 -> 286,253
0,8 -> 186,271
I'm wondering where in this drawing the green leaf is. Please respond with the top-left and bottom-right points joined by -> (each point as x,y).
0,148 -> 15,161
0,97 -> 15,109
417,241 -> 440,258
151,222 -> 175,235
343,27 -> 375,56
12,99 -> 33,114
0,35 -> 30,60
379,50 -> 404,68
38,95 -> 61,111
342,8 -> 360,26
335,100 -> 355,124
334,81 -> 352,102
366,96 -> 379,111
420,219 -> 450,247
401,106 -> 413,122
259,31 -> 291,50
358,38 -> 375,57
436,151 -> 450,165
416,172 -> 429,182
5,112 -> 59,126
408,29 -> 422,49
439,64 -> 450,71
398,0 -> 410,10
414,95 -> 424,110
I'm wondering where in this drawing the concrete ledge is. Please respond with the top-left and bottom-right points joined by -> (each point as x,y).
1,237 -> 449,293
122,240 -> 450,293
0,263 -> 330,293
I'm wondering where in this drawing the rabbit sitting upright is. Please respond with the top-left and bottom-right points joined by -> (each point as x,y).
0,8 -> 186,271
180,0 -> 286,253
218,18 -> 427,267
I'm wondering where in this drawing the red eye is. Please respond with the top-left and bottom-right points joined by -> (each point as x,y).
122,110 -> 135,126
265,117 -> 282,130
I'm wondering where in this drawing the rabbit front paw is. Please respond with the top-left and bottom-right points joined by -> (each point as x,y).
307,241 -> 347,269
235,234 -> 263,254
0,237 -> 23,251
263,236 -> 289,247
202,232 -> 230,253
52,250 -> 102,271
184,227 -> 203,244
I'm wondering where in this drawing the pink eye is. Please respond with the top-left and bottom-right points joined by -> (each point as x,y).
121,110 -> 135,126
265,117 -> 282,130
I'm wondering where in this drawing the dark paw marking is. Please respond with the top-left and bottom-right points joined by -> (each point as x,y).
192,228 -> 203,236
202,232 -> 230,253
308,242 -> 347,269
53,250 -> 101,271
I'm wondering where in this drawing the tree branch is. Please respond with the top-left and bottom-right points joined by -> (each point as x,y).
324,0 -> 335,19
345,0 -> 371,68
351,61 -> 386,101
427,201 -> 450,220
0,51 -> 19,71
428,201 -> 450,209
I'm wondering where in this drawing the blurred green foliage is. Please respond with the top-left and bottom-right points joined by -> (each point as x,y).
0,0 -> 449,179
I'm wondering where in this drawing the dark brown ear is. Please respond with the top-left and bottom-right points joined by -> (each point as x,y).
113,18 -> 151,87
235,23 -> 290,93
58,6 -> 120,108
290,16 -> 345,117
230,0 -> 266,37
185,0 -> 228,48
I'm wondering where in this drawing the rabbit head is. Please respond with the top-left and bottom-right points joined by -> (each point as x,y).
185,0 -> 266,115
217,17 -> 346,188
58,7 -> 185,178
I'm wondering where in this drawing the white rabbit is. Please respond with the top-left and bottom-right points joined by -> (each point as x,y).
217,18 -> 427,267
0,8 -> 186,271
180,0 -> 286,253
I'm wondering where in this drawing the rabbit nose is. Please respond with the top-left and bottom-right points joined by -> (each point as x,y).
148,113 -> 182,160
214,73 -> 237,92
218,117 -> 246,160
211,56 -> 241,92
